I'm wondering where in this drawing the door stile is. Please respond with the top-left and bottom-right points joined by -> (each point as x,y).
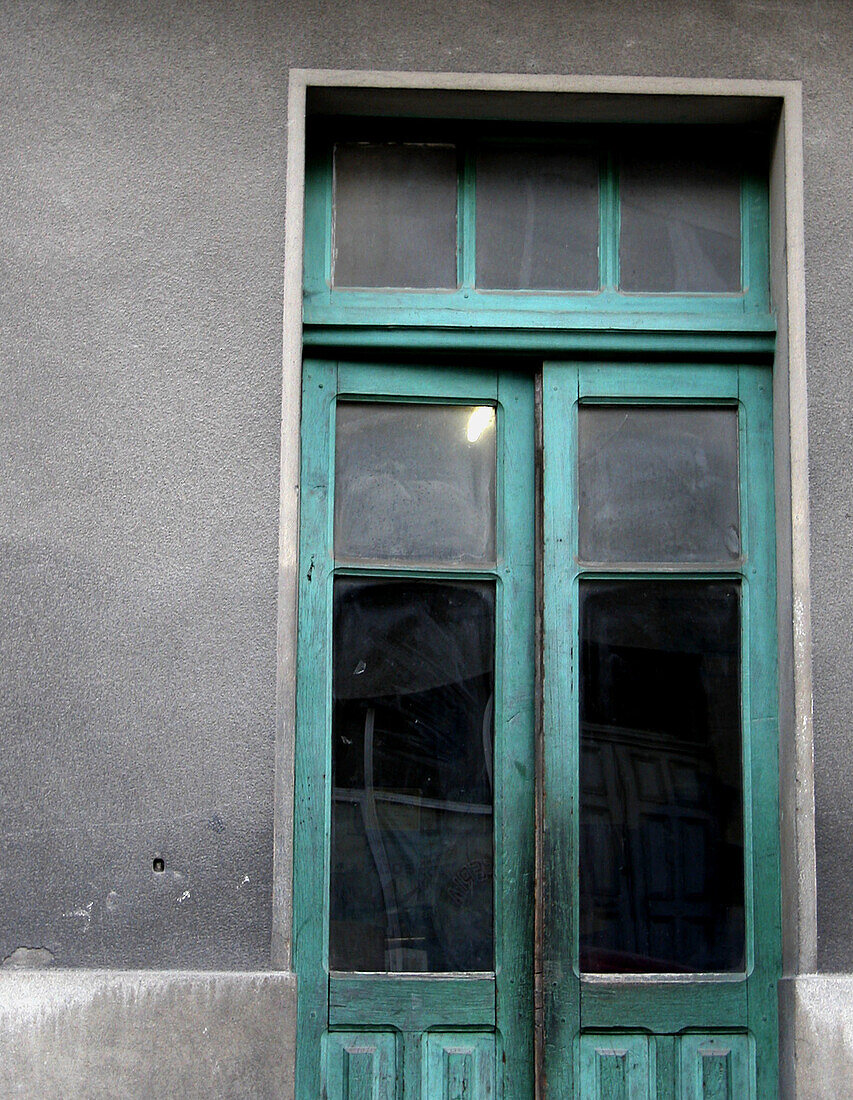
495,371 -> 537,1100
740,364 -> 781,1099
541,362 -> 582,1098
294,358 -> 337,1100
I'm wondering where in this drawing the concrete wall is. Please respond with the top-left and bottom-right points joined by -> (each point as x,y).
1,0 -> 852,1094
0,0 -> 286,970
0,970 -> 296,1099
780,976 -> 853,1098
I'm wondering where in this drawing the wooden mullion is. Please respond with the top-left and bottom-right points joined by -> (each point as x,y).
599,144 -> 619,291
459,143 -> 477,291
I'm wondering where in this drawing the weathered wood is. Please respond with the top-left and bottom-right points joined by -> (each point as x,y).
541,362 -> 581,1098
541,361 -> 779,1099
294,358 -> 338,1100
580,979 -> 747,1030
297,124 -> 778,1100
296,362 -> 536,1099
329,976 -> 495,1030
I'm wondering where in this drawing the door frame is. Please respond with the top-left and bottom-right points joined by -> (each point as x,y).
276,71 -> 813,1098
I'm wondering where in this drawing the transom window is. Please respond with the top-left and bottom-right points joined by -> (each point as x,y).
304,122 -> 770,322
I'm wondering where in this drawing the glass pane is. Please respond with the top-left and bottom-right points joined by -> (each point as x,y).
578,406 -> 740,563
333,143 -> 458,289
620,150 -> 741,293
578,580 -> 744,973
476,145 -> 599,290
330,579 -> 495,972
335,402 -> 496,565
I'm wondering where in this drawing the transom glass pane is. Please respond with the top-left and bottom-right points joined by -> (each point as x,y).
333,143 -> 458,289
335,402 -> 496,565
475,145 -> 599,291
620,150 -> 741,293
330,578 -> 495,972
578,405 -> 740,563
579,579 -> 745,973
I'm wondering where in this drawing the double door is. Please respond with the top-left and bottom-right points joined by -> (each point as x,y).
294,359 -> 780,1098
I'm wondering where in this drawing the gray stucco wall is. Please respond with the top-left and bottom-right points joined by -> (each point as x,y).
0,0 -> 850,981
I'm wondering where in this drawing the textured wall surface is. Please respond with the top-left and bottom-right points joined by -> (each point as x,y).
780,976 -> 853,1097
0,970 -> 296,1099
0,1 -> 287,968
0,0 -> 852,976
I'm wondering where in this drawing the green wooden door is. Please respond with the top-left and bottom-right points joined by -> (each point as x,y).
541,361 -> 780,1100
294,360 -> 536,1099
295,357 -> 780,1099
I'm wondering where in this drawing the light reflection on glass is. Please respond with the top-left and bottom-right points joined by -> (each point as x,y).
334,403 -> 496,565
466,406 -> 495,443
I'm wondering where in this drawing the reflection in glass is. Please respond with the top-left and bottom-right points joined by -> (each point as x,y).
579,580 -> 744,973
330,579 -> 495,972
578,406 -> 740,563
334,402 -> 496,565
476,145 -> 599,291
333,143 -> 458,289
620,150 -> 741,293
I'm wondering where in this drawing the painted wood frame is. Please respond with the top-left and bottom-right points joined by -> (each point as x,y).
293,109 -> 781,1099
294,361 -> 536,1098
303,121 -> 772,339
542,362 -> 780,1098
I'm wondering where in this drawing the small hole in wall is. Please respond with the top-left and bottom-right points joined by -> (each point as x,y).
152,858 -> 165,873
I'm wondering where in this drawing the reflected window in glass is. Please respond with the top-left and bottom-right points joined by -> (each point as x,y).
330,579 -> 496,973
578,579 -> 744,974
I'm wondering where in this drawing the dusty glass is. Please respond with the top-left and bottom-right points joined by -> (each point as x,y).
335,401 -> 496,565
578,405 -> 740,563
620,150 -> 741,293
333,143 -> 458,288
475,145 -> 599,291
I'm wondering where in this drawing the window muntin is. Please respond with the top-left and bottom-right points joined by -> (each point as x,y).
330,390 -> 501,974
569,380 -> 749,980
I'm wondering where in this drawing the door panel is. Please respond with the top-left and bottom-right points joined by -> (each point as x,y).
324,1031 -> 397,1100
542,361 -> 779,1099
679,1034 -> 753,1100
424,1033 -> 496,1099
295,362 -> 535,1099
579,1034 -> 650,1100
